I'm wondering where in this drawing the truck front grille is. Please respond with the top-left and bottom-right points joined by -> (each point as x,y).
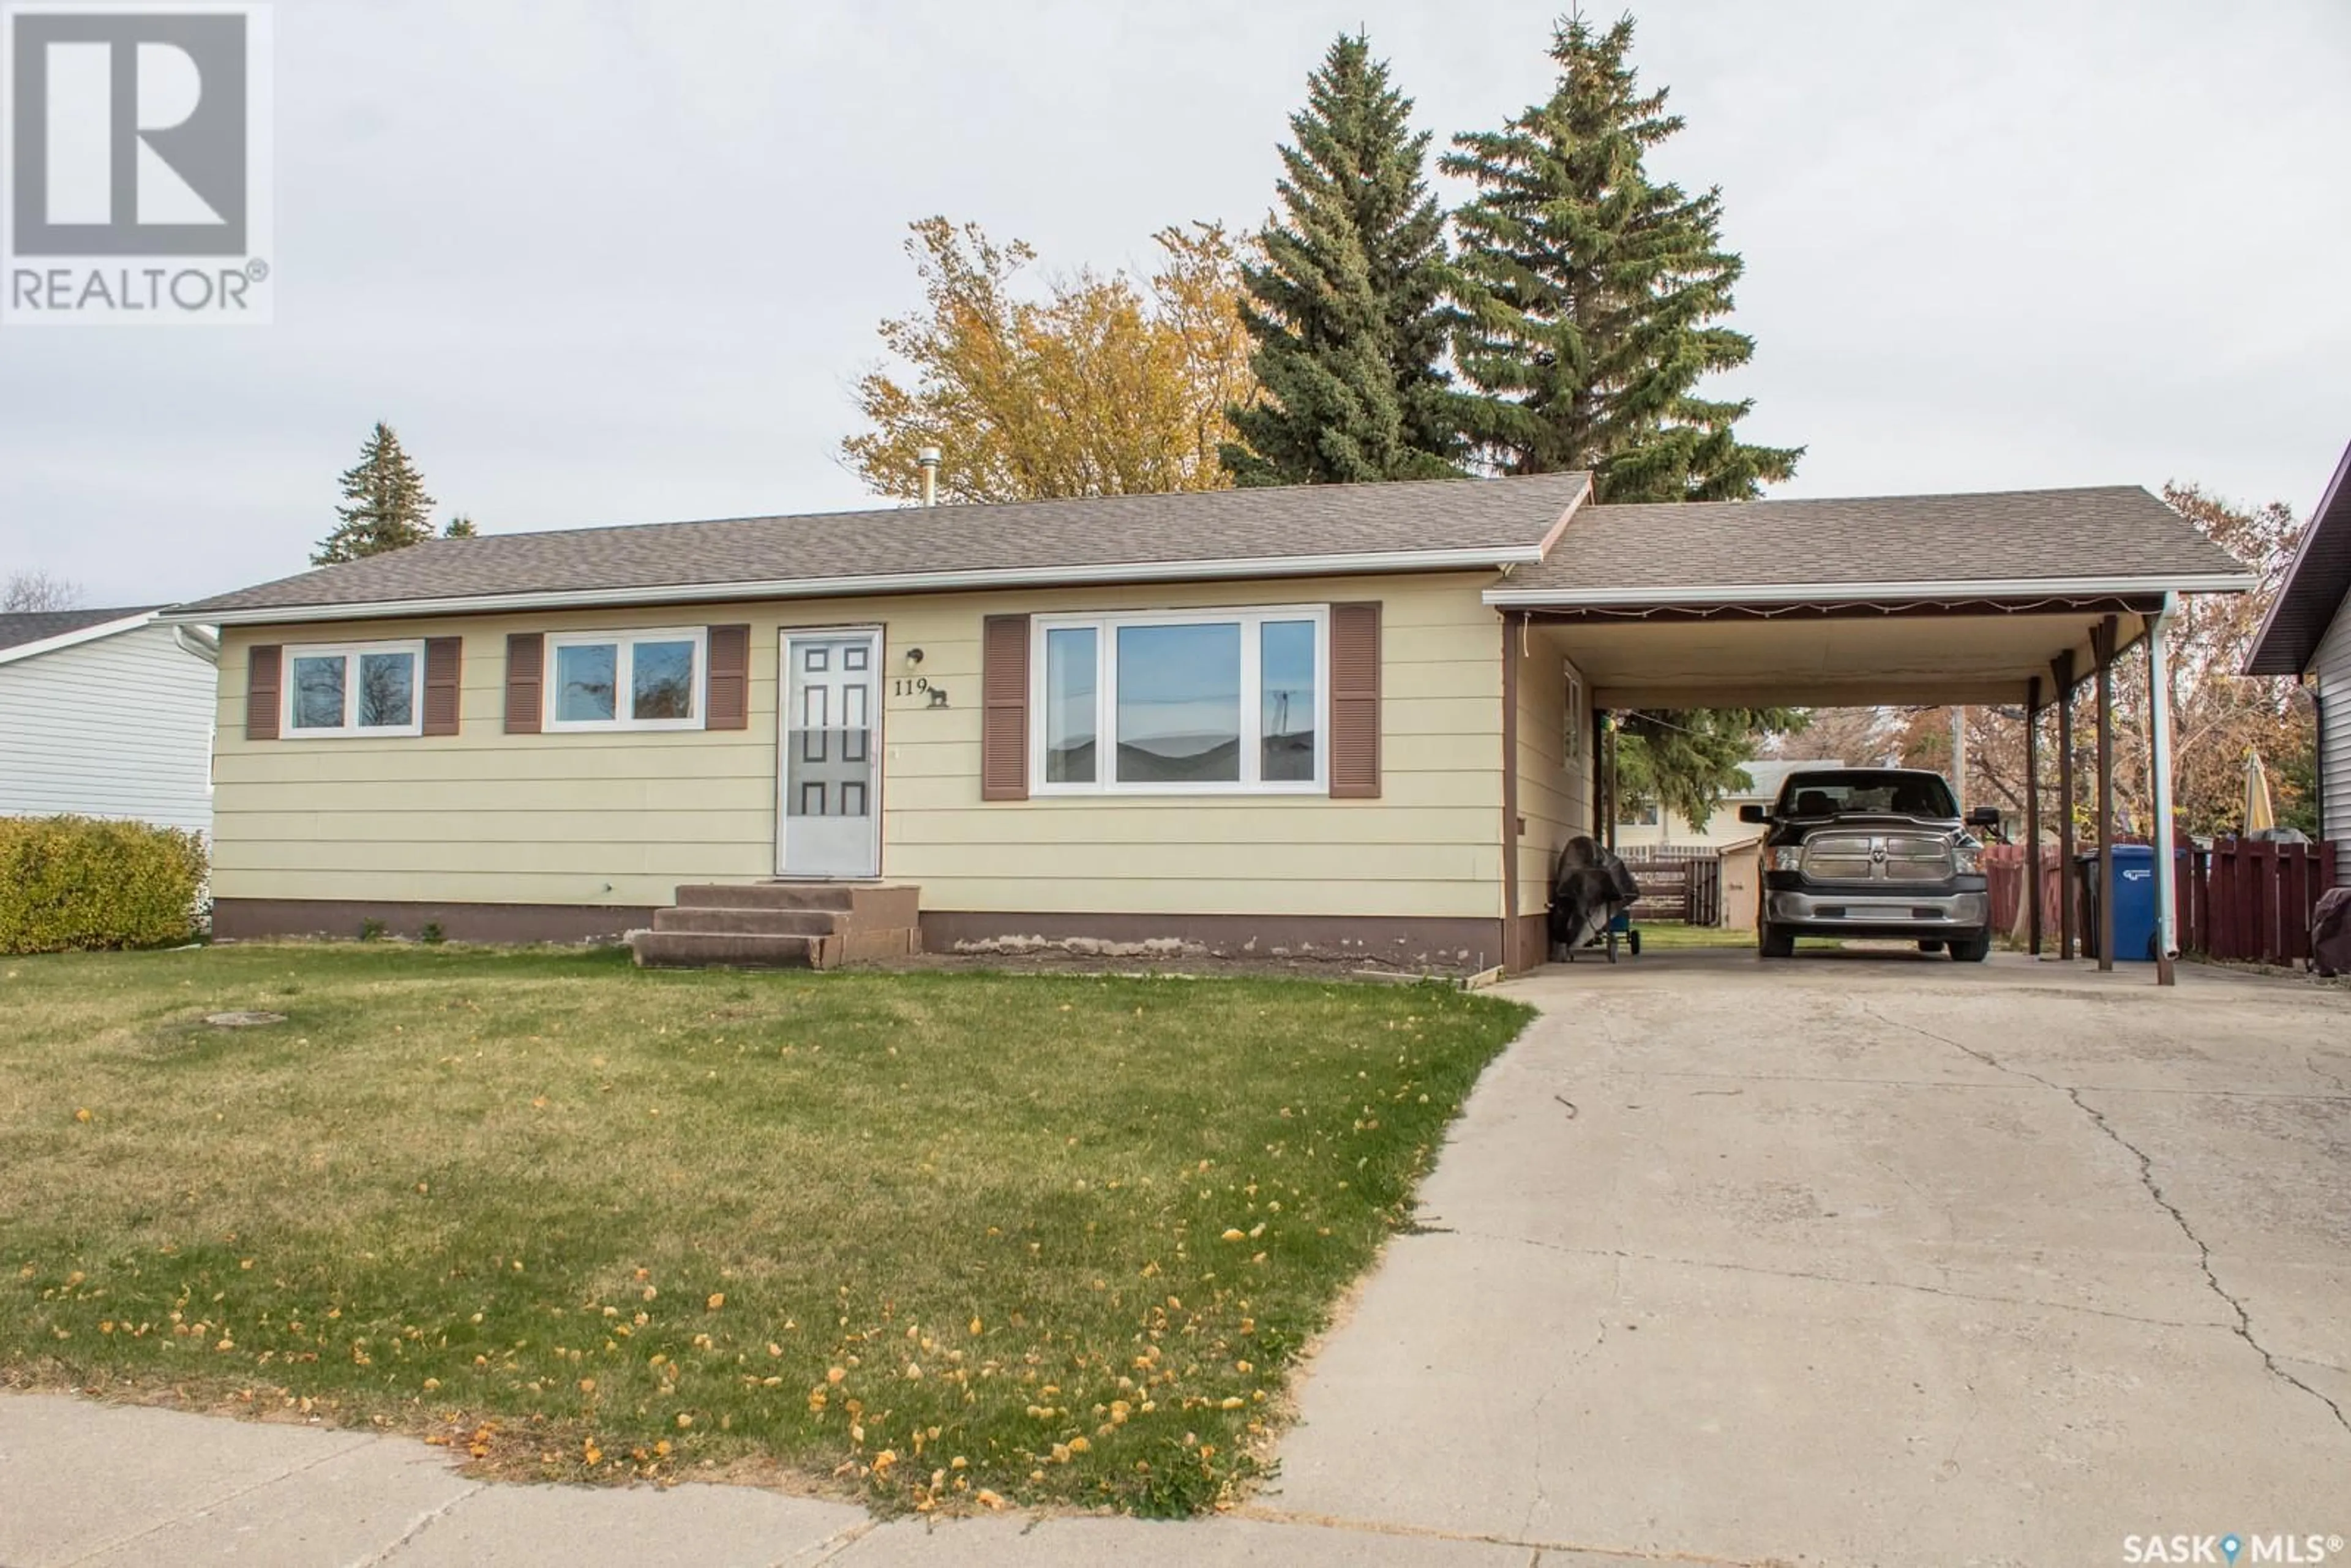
1880,833 -> 1954,882
1800,831 -> 1953,882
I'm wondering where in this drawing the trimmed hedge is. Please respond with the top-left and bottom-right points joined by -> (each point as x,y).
0,816 -> 208,954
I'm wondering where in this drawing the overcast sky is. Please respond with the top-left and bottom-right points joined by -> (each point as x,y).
2,0 -> 2346,609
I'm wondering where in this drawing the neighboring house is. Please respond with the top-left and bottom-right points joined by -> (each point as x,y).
2247,435 -> 2351,883
163,475 -> 2251,969
1614,758 -> 1845,850
0,607 -> 218,835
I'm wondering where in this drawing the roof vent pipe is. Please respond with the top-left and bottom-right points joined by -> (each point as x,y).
917,446 -> 941,508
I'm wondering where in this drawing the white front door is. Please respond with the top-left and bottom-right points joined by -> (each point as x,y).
778,629 -> 882,878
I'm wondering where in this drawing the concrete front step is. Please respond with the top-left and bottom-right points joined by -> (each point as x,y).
629,926 -> 921,970
651,906 -> 840,937
629,930 -> 830,969
635,883 -> 920,969
672,883 -> 920,932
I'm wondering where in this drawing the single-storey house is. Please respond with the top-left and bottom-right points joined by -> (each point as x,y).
1614,757 -> 1843,850
2247,435 -> 2350,882
0,606 -> 217,835
165,473 -> 2252,971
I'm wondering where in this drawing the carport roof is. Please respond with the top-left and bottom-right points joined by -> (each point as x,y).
1488,486 -> 2251,607
1493,486 -> 2255,710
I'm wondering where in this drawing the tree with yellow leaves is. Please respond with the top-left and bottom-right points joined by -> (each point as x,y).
842,218 -> 1258,504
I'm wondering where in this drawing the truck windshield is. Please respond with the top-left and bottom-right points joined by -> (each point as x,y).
1775,771 -> 1956,819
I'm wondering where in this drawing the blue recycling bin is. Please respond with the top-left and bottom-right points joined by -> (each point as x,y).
2076,845 -> 2159,962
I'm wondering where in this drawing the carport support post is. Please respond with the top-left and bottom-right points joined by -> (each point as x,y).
1603,718 -> 1620,853
2051,651 -> 2077,959
2094,615 -> 2118,973
2147,599 -> 2178,986
1599,705 -> 1617,841
2024,676 -> 2043,956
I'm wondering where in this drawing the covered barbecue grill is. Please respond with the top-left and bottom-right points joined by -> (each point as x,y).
1549,836 -> 1642,962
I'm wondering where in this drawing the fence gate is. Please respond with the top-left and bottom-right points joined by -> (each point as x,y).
1618,847 -> 1725,926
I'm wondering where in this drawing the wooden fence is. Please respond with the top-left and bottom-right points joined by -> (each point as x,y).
2179,839 -> 2338,967
1982,844 -> 2057,936
1984,839 -> 2338,969
1618,847 -> 1724,926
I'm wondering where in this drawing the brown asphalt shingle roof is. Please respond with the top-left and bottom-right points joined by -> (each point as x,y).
170,473 -> 1594,620
170,477 -> 2253,623
1504,486 -> 2249,597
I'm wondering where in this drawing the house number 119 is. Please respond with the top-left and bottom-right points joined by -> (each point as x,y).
892,678 -> 931,696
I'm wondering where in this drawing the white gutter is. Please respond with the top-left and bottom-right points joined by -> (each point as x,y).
0,609 -> 158,667
158,545 -> 1548,627
1483,572 -> 2256,607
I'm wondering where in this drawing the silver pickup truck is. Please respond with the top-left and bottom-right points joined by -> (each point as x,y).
1738,767 -> 2001,962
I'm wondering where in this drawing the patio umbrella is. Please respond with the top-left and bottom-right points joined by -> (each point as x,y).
2243,749 -> 2276,835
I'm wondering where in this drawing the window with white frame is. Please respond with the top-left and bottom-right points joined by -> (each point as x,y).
545,628 -> 708,731
1032,607 -> 1327,793
283,640 -> 426,737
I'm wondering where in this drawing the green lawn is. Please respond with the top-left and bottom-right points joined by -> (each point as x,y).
0,945 -> 1528,1515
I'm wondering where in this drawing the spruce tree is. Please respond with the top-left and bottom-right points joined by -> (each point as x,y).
1221,33 -> 1460,486
312,422 -> 440,564
1444,13 -> 1800,501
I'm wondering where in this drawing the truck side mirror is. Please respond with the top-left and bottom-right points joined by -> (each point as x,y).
1738,803 -> 1766,824
1965,806 -> 2001,829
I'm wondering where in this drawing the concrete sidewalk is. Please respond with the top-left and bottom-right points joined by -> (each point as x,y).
0,1392 -> 1654,1567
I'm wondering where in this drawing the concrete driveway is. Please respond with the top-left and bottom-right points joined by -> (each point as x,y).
1267,950 -> 2350,1567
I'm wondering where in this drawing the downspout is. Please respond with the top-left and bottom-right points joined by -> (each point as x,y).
2308,678 -> 2327,848
2094,615 -> 2118,973
2147,596 -> 2178,985
1499,612 -> 1523,971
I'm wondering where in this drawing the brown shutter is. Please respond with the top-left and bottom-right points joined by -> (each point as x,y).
1329,602 -> 1381,799
421,636 -> 462,735
705,624 -> 751,730
981,613 -> 1030,801
504,632 -> 544,733
245,644 -> 282,741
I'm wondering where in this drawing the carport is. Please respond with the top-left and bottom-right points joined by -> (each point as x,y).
1491,487 -> 2256,983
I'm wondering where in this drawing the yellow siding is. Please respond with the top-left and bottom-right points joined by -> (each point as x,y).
211,572 -> 1509,920
1513,635 -> 1591,917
